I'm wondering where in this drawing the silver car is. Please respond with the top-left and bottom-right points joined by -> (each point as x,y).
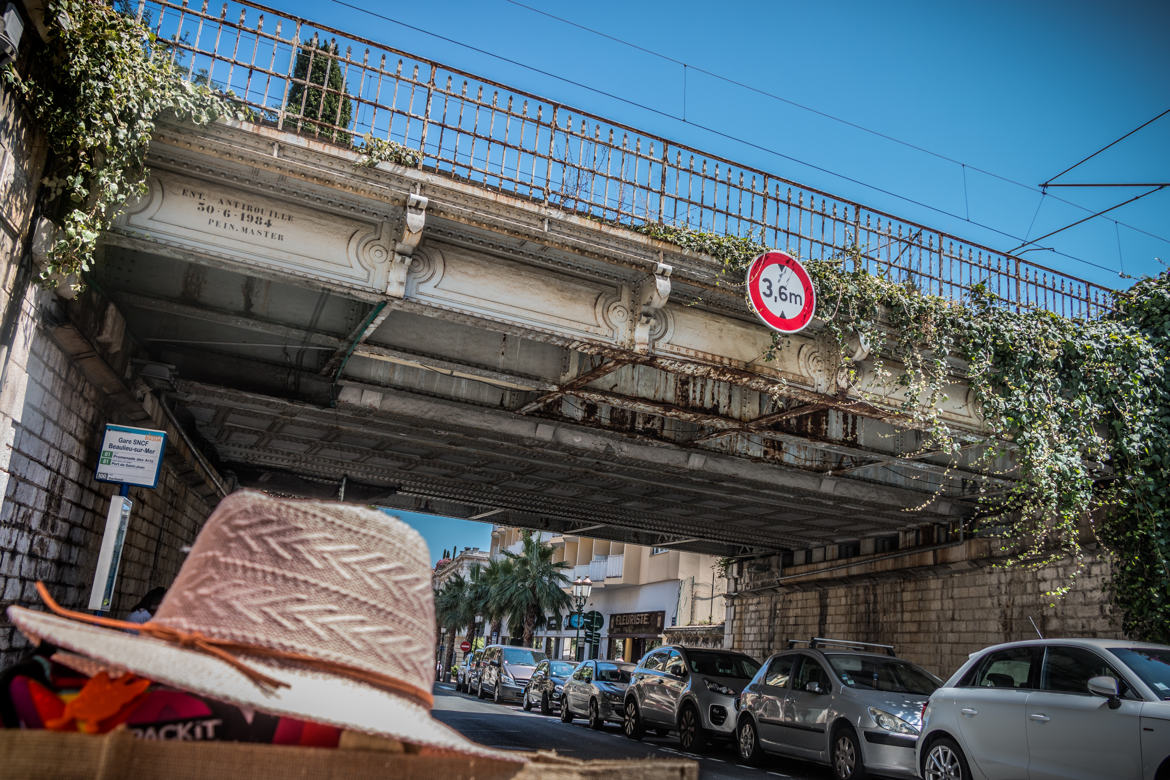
918,638 -> 1170,780
477,644 -> 547,704
623,645 -> 761,751
560,659 -> 636,728
736,638 -> 941,779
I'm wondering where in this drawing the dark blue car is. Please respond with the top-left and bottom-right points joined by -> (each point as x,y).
523,659 -> 577,715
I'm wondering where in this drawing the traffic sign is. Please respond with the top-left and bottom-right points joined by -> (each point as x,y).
460,640 -> 471,652
583,610 -> 603,631
745,251 -> 816,333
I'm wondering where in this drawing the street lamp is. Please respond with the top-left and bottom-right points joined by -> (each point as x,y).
571,576 -> 592,662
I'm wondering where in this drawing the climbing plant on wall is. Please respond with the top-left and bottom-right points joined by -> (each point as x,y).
1,0 -> 237,288
638,222 -> 1170,642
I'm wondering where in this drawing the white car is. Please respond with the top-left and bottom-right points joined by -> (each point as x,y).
917,638 -> 1170,780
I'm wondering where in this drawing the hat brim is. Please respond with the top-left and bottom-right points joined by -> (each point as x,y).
8,607 -> 523,763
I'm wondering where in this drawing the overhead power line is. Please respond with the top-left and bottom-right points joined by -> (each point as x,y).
1042,108 -> 1170,187
1009,187 -> 1165,255
329,0 -> 1160,276
504,0 -> 1170,251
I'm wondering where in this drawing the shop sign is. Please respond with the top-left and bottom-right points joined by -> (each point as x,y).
609,610 -> 665,636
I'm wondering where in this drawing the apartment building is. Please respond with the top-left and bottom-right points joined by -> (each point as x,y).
489,527 -> 727,663
433,546 -> 491,590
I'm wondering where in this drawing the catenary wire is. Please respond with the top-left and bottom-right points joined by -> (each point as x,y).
504,0 -> 1170,249
328,0 -> 1146,277
1042,108 -> 1170,187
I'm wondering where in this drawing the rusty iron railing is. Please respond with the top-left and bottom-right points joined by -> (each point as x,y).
136,0 -> 1113,318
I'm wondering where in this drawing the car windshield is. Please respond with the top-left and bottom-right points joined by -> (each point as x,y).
686,651 -> 760,679
596,662 -> 634,683
827,654 -> 940,695
1110,647 -> 1170,700
549,661 -> 575,676
501,647 -> 546,665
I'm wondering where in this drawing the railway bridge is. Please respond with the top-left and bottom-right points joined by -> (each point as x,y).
0,0 -> 1119,669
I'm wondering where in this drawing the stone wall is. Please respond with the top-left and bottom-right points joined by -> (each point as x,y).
0,335 -> 217,663
0,63 -> 223,666
726,538 -> 1121,679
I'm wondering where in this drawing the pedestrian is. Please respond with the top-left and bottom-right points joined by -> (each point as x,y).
126,587 -> 166,624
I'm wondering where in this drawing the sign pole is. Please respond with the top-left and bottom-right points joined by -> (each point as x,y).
90,424 -> 167,616
88,483 -> 133,614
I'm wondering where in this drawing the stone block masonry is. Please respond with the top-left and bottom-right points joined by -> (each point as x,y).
0,316 -> 216,666
0,75 -> 221,667
725,538 -> 1121,679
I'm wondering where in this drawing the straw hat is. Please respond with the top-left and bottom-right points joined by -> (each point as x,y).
7,490 -> 520,761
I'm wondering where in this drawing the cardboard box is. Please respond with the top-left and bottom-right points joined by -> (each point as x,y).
0,729 -> 699,779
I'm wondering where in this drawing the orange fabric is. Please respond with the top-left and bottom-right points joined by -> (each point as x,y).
43,672 -> 152,734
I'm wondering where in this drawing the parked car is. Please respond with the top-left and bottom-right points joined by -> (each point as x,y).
455,649 -> 481,693
523,658 -> 576,714
736,638 -> 941,779
917,638 -> 1170,780
623,644 -> 760,751
560,659 -> 636,728
477,644 -> 548,704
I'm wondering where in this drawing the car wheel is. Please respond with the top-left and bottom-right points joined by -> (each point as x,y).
493,681 -> 503,704
737,716 -> 765,766
541,692 -> 552,715
588,698 -> 604,730
623,699 -> 644,740
832,725 -> 867,780
522,686 -> 532,711
560,695 -> 573,722
678,703 -> 707,752
477,681 -> 486,700
922,736 -> 971,780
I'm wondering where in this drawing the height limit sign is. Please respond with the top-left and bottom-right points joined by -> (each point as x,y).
745,251 -> 816,333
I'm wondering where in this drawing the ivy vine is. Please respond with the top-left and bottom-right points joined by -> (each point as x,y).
8,2 -> 1165,641
2,0 -> 239,288
354,133 -> 421,169
641,223 -> 1170,642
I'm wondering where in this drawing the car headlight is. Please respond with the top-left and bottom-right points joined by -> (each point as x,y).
554,684 -> 563,693
502,671 -> 514,684
703,678 -> 736,696
604,690 -> 624,701
868,707 -> 919,735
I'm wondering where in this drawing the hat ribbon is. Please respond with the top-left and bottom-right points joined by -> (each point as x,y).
34,582 -> 434,710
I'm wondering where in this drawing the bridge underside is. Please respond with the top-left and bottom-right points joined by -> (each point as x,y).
88,121 -> 1001,556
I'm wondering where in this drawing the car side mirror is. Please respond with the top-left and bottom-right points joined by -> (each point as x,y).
804,681 -> 823,694
1087,675 -> 1122,709
490,659 -> 500,667
667,665 -> 687,679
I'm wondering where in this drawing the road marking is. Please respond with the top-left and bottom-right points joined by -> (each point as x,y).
767,772 -> 791,778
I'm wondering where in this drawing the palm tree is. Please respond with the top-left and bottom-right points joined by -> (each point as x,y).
496,532 -> 571,647
478,558 -> 514,643
434,573 -> 469,682
462,563 -> 488,648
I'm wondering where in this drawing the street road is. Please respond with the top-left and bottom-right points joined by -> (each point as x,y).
432,683 -> 834,780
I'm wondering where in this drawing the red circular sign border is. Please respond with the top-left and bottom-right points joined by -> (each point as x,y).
745,251 -> 816,333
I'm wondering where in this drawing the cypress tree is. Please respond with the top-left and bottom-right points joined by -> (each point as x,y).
286,37 -> 353,145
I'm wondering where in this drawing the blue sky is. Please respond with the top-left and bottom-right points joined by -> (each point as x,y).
265,0 -> 1167,556
265,0 -> 1170,290
382,509 -> 493,565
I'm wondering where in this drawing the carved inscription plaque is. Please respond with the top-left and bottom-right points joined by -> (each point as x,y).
119,171 -> 388,290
